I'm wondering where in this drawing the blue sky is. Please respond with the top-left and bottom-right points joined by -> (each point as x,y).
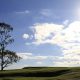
0,0 -> 80,69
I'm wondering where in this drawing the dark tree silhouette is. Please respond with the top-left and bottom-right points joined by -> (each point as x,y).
0,23 -> 21,71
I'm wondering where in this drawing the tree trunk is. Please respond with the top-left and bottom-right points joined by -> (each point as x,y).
1,64 -> 3,71
1,46 -> 4,71
1,54 -> 4,71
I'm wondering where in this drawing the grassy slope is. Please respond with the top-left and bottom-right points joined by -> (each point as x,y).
0,67 -> 80,80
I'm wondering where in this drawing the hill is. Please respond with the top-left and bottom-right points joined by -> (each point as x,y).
0,67 -> 80,80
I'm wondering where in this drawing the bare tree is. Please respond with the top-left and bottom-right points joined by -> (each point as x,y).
0,23 -> 21,70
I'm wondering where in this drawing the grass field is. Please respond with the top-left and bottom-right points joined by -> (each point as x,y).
0,67 -> 80,80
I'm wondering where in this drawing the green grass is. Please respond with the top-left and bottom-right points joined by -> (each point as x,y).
0,67 -> 80,80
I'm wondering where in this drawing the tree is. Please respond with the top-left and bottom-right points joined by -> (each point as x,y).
0,23 -> 21,71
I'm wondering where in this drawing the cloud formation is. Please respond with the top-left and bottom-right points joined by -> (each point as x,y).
39,9 -> 58,19
40,9 -> 53,17
15,10 -> 30,14
23,34 -> 29,39
18,53 -> 48,61
32,23 -> 64,45
17,53 -> 50,66
17,53 -> 32,59
27,21 -> 80,66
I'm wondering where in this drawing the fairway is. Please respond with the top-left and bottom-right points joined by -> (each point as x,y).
0,67 -> 80,80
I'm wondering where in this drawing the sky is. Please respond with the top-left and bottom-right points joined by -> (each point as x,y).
0,0 -> 80,69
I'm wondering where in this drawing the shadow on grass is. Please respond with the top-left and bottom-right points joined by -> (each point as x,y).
0,69 -> 70,77
2,79 -> 13,80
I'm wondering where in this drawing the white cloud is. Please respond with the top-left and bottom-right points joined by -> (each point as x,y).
17,53 -> 32,60
53,60 -> 80,67
33,56 -> 48,61
25,43 -> 31,45
40,9 -> 58,19
32,23 -> 64,45
23,34 -> 29,39
17,53 -> 49,61
36,61 -> 42,64
63,20 -> 69,26
28,21 -> 80,66
15,10 -> 30,14
31,21 -> 80,47
40,9 -> 53,17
